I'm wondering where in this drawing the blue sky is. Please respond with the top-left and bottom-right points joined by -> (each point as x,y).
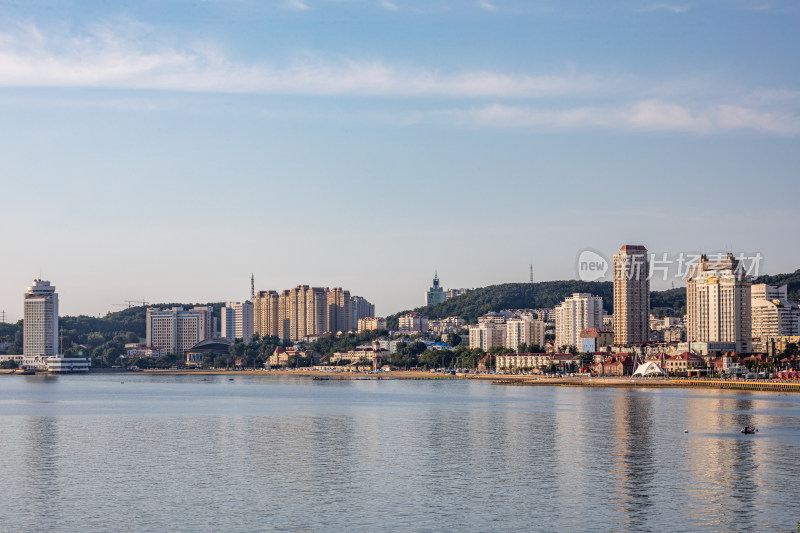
1,0 -> 798,321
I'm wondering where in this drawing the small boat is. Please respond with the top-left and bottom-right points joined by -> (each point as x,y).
741,425 -> 757,434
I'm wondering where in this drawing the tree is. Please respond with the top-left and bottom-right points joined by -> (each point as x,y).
488,345 -> 513,355
783,342 -> 799,358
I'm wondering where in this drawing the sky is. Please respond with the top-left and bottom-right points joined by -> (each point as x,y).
1,0 -> 799,321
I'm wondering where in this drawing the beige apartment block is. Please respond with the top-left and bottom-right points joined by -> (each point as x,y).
686,254 -> 751,354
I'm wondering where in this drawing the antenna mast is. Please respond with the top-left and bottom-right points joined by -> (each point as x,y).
530,264 -> 534,283
251,273 -> 255,301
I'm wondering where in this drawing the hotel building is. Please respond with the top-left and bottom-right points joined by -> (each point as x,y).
23,279 -> 59,358
146,307 -> 214,354
686,254 -> 752,354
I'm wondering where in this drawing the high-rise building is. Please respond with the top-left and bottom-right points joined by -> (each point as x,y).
23,279 -> 59,357
327,287 -> 352,334
255,285 -> 373,342
613,245 -> 650,345
469,322 -> 506,351
751,284 -> 800,351
221,302 -> 254,343
146,307 -> 213,354
425,271 -> 446,306
351,295 -> 375,330
686,254 -> 751,353
554,293 -> 604,350
254,290 -> 280,339
505,314 -> 546,351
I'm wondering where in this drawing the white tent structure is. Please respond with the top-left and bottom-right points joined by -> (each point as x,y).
632,361 -> 665,377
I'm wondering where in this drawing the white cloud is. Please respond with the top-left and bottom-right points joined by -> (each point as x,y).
286,0 -> 310,10
379,0 -> 399,11
435,101 -> 800,135
0,21 -> 795,136
637,4 -> 690,13
477,0 -> 497,12
0,22 -> 603,98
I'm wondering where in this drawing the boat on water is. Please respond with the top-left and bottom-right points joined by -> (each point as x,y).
741,425 -> 758,434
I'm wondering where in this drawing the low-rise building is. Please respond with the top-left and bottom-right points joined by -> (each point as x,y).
428,316 -> 466,336
268,346 -> 317,367
580,329 -> 614,353
358,317 -> 387,332
496,352 -> 553,372
593,354 -> 635,376
124,346 -> 167,358
665,352 -> 706,374
330,346 -> 388,368
399,312 -> 429,333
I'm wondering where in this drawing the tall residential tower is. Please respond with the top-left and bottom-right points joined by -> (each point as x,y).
612,245 -> 650,345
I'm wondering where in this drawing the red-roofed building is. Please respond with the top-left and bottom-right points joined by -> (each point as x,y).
593,354 -> 635,376
665,352 -> 705,375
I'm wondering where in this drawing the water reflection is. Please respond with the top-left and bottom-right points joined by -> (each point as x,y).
0,377 -> 798,532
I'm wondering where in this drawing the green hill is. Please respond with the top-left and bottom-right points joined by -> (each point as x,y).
386,280 -> 691,328
753,269 -> 800,300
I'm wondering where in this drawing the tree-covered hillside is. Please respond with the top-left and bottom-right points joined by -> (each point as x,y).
753,269 -> 800,300
386,280 -> 694,327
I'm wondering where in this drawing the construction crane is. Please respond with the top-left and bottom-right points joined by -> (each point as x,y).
110,300 -> 150,309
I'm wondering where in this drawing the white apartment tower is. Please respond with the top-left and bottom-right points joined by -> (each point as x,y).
613,245 -> 650,345
686,254 -> 752,353
221,302 -> 254,343
555,293 -> 604,350
505,315 -> 546,351
23,279 -> 59,357
469,322 -> 506,351
751,284 -> 800,350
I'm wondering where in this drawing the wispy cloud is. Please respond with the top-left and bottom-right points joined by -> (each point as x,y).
379,0 -> 399,11
434,101 -> 800,135
0,20 -> 796,136
637,3 -> 690,13
286,0 -> 310,11
477,0 -> 497,12
0,22 -> 603,98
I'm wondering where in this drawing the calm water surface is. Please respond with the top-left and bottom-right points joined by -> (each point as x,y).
1,374 -> 798,532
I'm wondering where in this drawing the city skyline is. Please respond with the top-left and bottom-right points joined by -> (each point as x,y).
1,0 -> 798,320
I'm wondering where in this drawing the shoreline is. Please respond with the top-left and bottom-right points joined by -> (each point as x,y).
3,368 -> 799,392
